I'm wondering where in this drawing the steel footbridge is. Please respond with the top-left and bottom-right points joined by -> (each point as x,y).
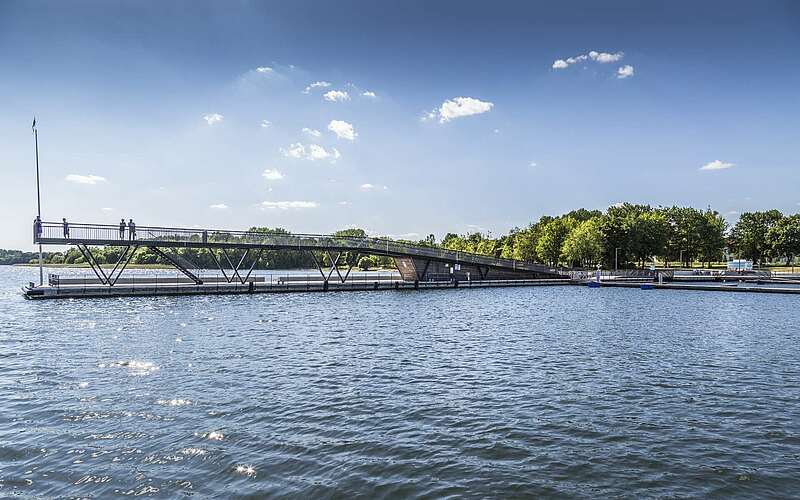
32,221 -> 566,286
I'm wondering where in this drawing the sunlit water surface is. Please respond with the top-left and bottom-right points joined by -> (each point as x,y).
1,266 -> 799,498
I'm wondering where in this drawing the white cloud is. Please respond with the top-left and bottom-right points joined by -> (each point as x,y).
323,90 -> 350,102
328,120 -> 357,141
309,144 -> 340,161
590,51 -> 624,63
262,169 -> 284,180
420,109 -> 438,122
281,143 -> 340,162
259,201 -> 318,210
529,161 -> 537,167
361,90 -> 377,98
66,174 -> 107,185
617,65 -> 635,79
338,201 -> 352,206
101,207 -> 113,212
433,97 -> 494,123
302,127 -> 321,137
260,120 -> 272,128
360,183 -> 388,191
255,66 -> 273,73
204,113 -> 223,125
209,203 -> 229,209
302,81 -> 332,94
281,143 -> 305,158
553,50 -> 625,70
700,160 -> 735,171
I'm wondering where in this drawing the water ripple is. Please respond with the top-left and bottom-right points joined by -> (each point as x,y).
1,267 -> 799,496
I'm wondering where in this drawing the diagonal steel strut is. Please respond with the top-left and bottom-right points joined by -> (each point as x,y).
148,246 -> 203,284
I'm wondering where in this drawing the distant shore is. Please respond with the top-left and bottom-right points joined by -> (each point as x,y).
13,263 -> 174,269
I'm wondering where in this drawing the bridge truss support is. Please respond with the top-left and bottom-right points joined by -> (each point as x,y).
76,244 -> 139,286
308,250 -> 360,283
207,248 -> 264,284
147,246 -> 203,285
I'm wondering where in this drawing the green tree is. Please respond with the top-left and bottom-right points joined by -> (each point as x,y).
696,210 -> 727,267
357,255 -> 377,270
627,211 -> 669,268
731,210 -> 783,265
536,217 -> 577,266
561,217 -> 604,267
766,214 -> 800,265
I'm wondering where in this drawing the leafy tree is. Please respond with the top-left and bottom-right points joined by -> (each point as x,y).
627,211 -> 670,268
767,214 -> 800,265
357,256 -> 377,270
561,217 -> 604,267
536,217 -> 577,266
697,210 -> 727,267
564,208 -> 603,223
731,210 -> 783,265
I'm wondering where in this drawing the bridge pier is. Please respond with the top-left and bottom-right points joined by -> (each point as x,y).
393,256 -> 548,282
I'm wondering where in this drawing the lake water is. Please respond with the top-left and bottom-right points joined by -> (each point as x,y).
1,265 -> 799,497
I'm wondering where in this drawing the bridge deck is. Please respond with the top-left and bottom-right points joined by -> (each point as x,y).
34,221 -> 563,276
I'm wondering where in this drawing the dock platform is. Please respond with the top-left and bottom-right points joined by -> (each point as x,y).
23,278 -> 575,300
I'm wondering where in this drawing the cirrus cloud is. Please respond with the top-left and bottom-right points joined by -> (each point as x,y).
280,143 -> 340,162
700,160 -> 735,171
259,201 -> 318,210
262,169 -> 284,180
66,174 -> 107,185
302,81 -> 331,94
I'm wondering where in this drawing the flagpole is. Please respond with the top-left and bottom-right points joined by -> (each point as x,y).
33,118 -> 43,286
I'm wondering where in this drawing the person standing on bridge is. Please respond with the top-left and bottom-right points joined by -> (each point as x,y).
119,218 -> 126,239
128,219 -> 136,240
62,218 -> 70,239
33,216 -> 42,240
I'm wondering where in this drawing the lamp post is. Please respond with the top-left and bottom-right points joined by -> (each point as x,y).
679,249 -> 684,269
33,118 -> 43,286
614,247 -> 619,273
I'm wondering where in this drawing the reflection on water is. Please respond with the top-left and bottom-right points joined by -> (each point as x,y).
0,265 -> 799,497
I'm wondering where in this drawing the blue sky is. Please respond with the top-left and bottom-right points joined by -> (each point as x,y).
1,0 -> 799,249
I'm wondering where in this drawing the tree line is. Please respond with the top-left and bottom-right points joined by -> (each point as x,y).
4,205 -> 799,269
438,205 -> 800,269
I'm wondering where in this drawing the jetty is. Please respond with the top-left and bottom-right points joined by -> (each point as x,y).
24,220 -> 570,299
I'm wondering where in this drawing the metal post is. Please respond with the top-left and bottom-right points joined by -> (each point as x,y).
33,119 -> 43,286
614,247 -> 619,273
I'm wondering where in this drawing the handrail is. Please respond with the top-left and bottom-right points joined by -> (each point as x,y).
33,220 -> 564,274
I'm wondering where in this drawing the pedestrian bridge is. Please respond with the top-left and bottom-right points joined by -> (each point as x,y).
33,221 -> 566,285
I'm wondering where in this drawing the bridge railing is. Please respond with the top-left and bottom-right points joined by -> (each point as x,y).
35,221 -> 563,274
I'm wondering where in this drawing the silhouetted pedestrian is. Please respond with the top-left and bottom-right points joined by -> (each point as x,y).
128,219 -> 136,240
33,216 -> 42,239
62,218 -> 70,238
119,219 -> 126,239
